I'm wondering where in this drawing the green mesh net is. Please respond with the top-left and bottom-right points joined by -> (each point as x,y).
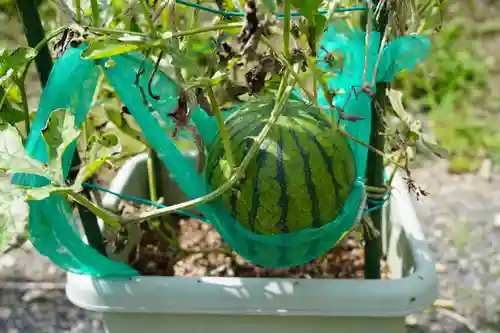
13,22 -> 429,276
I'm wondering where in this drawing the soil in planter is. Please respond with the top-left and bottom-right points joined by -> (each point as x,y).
107,200 -> 391,279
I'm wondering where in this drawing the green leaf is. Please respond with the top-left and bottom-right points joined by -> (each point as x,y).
261,0 -> 277,13
41,109 -> 80,183
0,101 -> 26,124
5,47 -> 36,68
313,14 -> 327,40
74,133 -> 122,187
209,71 -> 229,86
6,84 -> 22,104
163,39 -> 199,73
0,86 -> 26,124
0,123 -> 48,177
290,0 -> 322,22
105,106 -> 123,128
216,0 -> 238,12
81,39 -> 149,60
0,47 -> 37,86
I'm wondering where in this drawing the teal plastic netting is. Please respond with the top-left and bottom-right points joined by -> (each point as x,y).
14,24 -> 429,276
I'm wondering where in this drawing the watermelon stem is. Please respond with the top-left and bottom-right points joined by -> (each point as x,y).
147,150 -> 159,202
206,84 -> 235,170
283,0 -> 291,59
139,0 -> 157,36
316,67 -> 339,128
75,0 -> 81,23
90,0 -> 100,26
67,191 -> 121,227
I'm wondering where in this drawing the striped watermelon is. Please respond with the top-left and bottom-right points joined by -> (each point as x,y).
205,97 -> 356,235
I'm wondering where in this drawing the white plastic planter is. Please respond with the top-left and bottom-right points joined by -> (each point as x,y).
66,153 -> 438,333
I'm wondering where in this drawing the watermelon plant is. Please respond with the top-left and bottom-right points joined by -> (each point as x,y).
0,0 -> 446,279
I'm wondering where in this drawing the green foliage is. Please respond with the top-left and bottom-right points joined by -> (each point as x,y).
0,173 -> 29,252
0,47 -> 38,127
386,88 -> 448,159
74,132 -> 121,187
0,87 -> 27,124
0,47 -> 37,84
0,0 -> 452,260
0,122 -> 48,177
81,37 -> 152,59
290,0 -> 322,21
395,14 -> 495,173
41,109 -> 80,183
0,105 -> 122,227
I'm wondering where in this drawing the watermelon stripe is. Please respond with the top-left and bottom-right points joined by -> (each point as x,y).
248,139 -> 271,231
289,128 -> 322,228
342,158 -> 354,190
315,137 -> 342,202
294,122 -> 342,205
275,130 -> 290,233
230,188 -> 238,217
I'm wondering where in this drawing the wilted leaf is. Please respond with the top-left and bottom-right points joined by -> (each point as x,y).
421,133 -> 449,158
0,123 -> 48,177
387,88 -> 448,159
387,88 -> 412,124
41,109 -> 80,183
81,39 -> 150,60
0,174 -> 29,252
74,133 -> 121,187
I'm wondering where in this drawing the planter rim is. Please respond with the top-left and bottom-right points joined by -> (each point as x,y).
66,171 -> 438,317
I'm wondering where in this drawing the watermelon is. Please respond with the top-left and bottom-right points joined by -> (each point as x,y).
205,97 -> 356,235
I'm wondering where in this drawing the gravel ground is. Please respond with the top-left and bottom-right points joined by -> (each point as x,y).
1,160 -> 499,333
407,160 -> 500,333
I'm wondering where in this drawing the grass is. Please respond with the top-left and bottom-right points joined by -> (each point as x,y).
394,2 -> 500,174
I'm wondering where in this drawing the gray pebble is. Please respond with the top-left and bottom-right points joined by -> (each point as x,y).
410,160 -> 500,332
